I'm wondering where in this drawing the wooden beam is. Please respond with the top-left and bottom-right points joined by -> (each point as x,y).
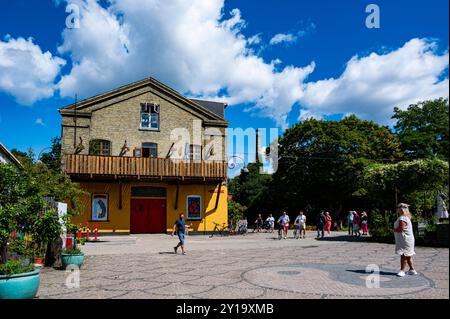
174,181 -> 180,210
214,182 -> 222,210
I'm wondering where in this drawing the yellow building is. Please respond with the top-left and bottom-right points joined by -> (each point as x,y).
60,77 -> 228,234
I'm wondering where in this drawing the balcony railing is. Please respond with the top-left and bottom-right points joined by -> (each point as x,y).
63,154 -> 227,180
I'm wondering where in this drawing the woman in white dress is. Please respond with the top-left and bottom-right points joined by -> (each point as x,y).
393,203 -> 418,277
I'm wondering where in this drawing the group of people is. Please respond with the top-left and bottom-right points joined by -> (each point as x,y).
171,202 -> 417,279
171,203 -> 418,278
347,210 -> 369,236
253,211 -> 308,239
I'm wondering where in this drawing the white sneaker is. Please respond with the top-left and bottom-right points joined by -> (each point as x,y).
407,270 -> 418,275
396,271 -> 406,277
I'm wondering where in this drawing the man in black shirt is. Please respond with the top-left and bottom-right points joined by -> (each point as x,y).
172,213 -> 191,255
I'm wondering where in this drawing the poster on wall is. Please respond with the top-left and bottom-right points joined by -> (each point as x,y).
187,195 -> 202,220
92,194 -> 108,221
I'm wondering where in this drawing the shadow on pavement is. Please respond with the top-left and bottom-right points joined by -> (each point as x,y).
158,251 -> 176,255
346,269 -> 398,276
314,235 -> 371,242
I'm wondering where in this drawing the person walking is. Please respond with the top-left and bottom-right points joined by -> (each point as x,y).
316,211 -> 326,238
394,203 -> 417,277
361,211 -> 369,235
353,211 -> 361,236
347,211 -> 354,235
324,212 -> 332,236
266,214 -> 275,233
277,211 -> 290,239
294,211 -> 307,239
172,213 -> 192,255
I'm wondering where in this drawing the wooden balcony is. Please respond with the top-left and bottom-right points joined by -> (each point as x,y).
62,154 -> 227,181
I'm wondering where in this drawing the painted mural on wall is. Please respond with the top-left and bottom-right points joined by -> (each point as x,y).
92,194 -> 108,221
187,195 -> 202,220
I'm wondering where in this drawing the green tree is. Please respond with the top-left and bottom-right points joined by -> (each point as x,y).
361,158 -> 449,218
228,162 -> 273,218
393,98 -> 449,160
271,115 -> 403,218
40,137 -> 62,173
0,144 -> 84,263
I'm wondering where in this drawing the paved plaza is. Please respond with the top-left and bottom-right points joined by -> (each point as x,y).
37,231 -> 449,299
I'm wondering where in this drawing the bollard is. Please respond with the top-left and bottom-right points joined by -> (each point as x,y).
66,233 -> 74,249
86,222 -> 90,241
94,224 -> 99,241
77,223 -> 83,239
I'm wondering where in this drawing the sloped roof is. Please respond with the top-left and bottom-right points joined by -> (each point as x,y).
189,99 -> 227,119
59,77 -> 228,126
0,142 -> 22,168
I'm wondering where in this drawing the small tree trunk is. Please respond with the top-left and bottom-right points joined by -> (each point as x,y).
45,237 -> 63,268
0,245 -> 8,264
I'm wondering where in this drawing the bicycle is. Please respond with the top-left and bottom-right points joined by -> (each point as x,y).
209,222 -> 230,238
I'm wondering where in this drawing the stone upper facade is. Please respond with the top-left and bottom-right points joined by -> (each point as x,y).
60,78 -> 228,161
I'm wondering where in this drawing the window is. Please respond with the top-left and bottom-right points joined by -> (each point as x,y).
189,144 -> 202,161
91,194 -> 108,221
142,143 -> 157,158
89,139 -> 111,156
186,195 -> 202,220
140,102 -> 160,130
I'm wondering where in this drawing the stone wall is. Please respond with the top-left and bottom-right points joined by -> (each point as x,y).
61,87 -> 226,161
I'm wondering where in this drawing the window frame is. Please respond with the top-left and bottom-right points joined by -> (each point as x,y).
189,144 -> 202,161
140,102 -> 160,131
141,142 -> 158,158
89,139 -> 112,156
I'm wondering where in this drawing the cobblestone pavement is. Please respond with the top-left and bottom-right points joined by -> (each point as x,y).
37,231 -> 449,299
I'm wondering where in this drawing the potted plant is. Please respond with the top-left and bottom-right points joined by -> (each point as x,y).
61,223 -> 85,269
30,209 -> 63,268
0,259 -> 39,299
0,206 -> 40,299
61,247 -> 84,268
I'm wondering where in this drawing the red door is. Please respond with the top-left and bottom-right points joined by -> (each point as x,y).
130,199 -> 166,233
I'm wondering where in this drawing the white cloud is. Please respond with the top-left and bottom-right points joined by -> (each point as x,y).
299,38 -> 449,124
55,0 -> 315,128
7,0 -> 445,129
0,36 -> 65,105
247,33 -> 262,45
35,118 -> 45,126
269,33 -> 298,45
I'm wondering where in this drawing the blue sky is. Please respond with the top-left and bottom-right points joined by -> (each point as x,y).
0,0 -> 448,172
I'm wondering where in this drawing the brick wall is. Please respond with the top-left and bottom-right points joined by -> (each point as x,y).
61,86 -> 226,160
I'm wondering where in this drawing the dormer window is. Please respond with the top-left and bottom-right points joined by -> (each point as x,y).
140,102 -> 160,130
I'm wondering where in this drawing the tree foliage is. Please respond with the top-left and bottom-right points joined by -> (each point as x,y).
0,142 -> 84,263
271,115 -> 402,217
228,162 -> 273,217
393,98 -> 449,160
361,159 -> 449,217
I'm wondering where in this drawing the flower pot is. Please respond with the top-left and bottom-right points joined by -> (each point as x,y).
34,257 -> 45,268
61,254 -> 84,268
0,268 -> 40,299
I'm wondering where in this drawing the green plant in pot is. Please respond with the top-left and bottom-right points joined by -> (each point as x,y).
61,223 -> 85,269
0,202 -> 39,299
30,208 -> 62,267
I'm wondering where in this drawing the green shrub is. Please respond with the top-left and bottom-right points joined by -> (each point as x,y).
228,201 -> 247,226
0,259 -> 34,276
369,209 -> 394,237
63,247 -> 83,255
8,237 -> 34,259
